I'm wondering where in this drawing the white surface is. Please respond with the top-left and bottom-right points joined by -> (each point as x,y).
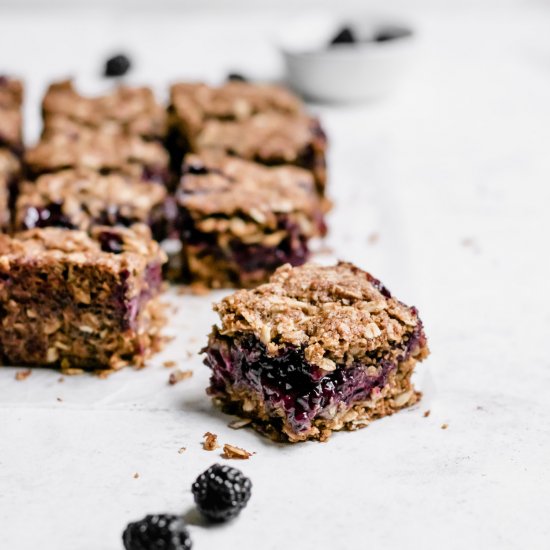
1,5 -> 550,550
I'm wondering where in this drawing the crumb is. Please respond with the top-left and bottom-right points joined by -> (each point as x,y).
61,367 -> 85,376
178,447 -> 187,454
461,237 -> 480,253
184,350 -> 194,360
168,369 -> 193,385
423,410 -> 431,418
441,423 -> 448,430
203,432 -> 220,451
58,377 -> 65,383
314,242 -> 334,255
15,369 -> 32,381
476,405 -> 484,411
96,369 -> 115,379
133,472 -> 140,479
367,232 -> 379,245
228,418 -> 252,430
56,397 -> 63,402
222,443 -> 253,460
163,360 -> 177,368
190,283 -> 210,296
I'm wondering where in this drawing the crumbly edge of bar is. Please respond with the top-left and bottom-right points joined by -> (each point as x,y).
210,350 -> 425,443
213,262 -> 422,370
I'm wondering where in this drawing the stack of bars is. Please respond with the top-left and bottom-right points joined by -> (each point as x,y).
0,77 -> 330,370
168,81 -> 328,288
1,79 -> 170,371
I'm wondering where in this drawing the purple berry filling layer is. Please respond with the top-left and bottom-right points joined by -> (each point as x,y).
19,202 -> 170,242
204,327 -> 424,435
179,211 -> 311,282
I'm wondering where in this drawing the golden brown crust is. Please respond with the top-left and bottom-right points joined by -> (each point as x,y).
213,262 -> 423,370
42,80 -> 166,139
169,80 -> 303,136
0,224 -> 166,276
195,112 -> 321,164
179,152 -> 321,224
15,169 -> 167,232
24,130 -> 168,179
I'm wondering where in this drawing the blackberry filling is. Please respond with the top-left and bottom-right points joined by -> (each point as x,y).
21,203 -> 75,230
179,211 -> 311,278
204,330 -> 423,434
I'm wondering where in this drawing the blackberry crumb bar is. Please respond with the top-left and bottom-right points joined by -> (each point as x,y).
203,262 -> 429,442
24,130 -> 169,185
41,80 -> 166,141
0,224 -> 167,370
15,169 -> 168,240
176,152 -> 326,288
168,82 -> 327,195
0,76 -> 23,153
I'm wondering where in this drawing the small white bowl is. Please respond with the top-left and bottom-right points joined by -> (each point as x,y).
279,13 -> 416,103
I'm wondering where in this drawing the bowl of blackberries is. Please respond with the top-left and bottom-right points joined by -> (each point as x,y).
279,12 -> 416,103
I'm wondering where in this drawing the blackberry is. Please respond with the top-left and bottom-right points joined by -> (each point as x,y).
227,72 -> 247,82
122,514 -> 192,550
192,464 -> 252,522
329,26 -> 356,45
104,53 -> 131,77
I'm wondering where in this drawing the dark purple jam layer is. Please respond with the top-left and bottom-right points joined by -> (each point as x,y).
179,210 -> 311,283
204,329 -> 423,435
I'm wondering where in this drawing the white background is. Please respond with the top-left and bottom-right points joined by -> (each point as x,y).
1,2 -> 550,549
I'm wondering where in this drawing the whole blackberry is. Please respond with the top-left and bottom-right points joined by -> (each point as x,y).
104,53 -> 131,77
122,514 -> 192,550
192,464 -> 252,522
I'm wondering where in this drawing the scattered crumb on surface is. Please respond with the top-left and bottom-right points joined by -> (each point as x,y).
163,360 -> 177,368
178,447 -> 187,454
58,377 -> 65,383
168,369 -> 193,385
222,443 -> 253,460
184,350 -> 194,360
61,367 -> 85,376
133,472 -> 140,479
441,423 -> 449,430
228,419 -> 252,430
177,283 -> 210,296
461,237 -> 480,253
476,406 -> 484,411
314,242 -> 334,255
203,432 -> 220,451
423,410 -> 431,418
367,232 -> 379,245
96,369 -> 114,379
56,397 -> 63,402
15,369 -> 32,381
